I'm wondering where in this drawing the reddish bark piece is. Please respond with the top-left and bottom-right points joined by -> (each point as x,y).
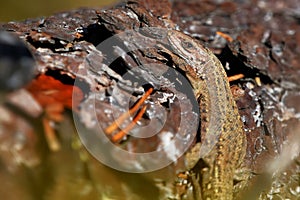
26,74 -> 84,111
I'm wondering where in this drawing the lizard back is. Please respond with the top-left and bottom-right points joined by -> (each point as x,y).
167,30 -> 246,199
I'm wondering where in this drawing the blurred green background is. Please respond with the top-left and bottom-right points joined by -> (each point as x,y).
0,0 -> 118,22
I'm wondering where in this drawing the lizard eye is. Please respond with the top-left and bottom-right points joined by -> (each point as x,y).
181,40 -> 194,50
181,40 -> 194,51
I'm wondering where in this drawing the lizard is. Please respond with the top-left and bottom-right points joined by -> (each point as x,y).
165,30 -> 247,199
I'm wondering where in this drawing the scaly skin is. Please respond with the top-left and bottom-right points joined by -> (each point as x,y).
166,30 -> 246,200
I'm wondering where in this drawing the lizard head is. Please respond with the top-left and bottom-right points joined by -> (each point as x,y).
167,30 -> 207,64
